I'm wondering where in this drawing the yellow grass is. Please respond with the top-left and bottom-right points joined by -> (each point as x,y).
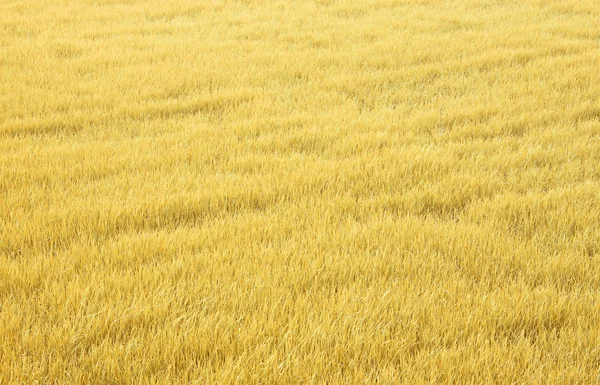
1,0 -> 600,383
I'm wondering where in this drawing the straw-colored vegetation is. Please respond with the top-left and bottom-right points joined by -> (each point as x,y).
1,0 -> 600,383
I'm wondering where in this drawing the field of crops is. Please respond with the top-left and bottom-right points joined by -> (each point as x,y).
1,0 -> 600,383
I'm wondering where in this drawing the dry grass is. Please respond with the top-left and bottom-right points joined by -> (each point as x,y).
1,0 -> 600,383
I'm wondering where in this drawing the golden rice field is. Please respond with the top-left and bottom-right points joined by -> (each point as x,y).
1,0 -> 600,383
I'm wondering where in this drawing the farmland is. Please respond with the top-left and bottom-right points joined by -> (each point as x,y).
1,0 -> 600,383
